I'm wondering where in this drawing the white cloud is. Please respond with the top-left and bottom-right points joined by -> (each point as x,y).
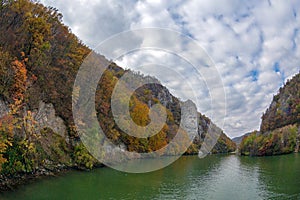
41,0 -> 300,137
41,0 -> 138,48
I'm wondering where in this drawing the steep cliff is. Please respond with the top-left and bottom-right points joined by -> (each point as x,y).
240,72 -> 300,156
260,73 -> 300,133
0,0 -> 235,189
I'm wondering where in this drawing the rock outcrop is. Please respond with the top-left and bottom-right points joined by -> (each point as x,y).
0,98 -> 9,119
32,101 -> 66,139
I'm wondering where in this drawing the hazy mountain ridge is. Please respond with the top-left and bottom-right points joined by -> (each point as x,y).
232,132 -> 251,146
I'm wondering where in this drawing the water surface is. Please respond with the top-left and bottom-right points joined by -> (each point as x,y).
1,154 -> 299,200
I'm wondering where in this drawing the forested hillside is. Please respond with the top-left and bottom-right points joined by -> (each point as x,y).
240,72 -> 300,156
0,0 -> 235,189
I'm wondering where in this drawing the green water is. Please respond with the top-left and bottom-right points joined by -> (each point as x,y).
1,154 -> 299,200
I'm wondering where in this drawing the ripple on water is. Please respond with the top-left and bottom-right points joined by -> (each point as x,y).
0,154 -> 299,200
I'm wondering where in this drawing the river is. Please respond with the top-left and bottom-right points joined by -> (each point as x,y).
1,153 -> 299,200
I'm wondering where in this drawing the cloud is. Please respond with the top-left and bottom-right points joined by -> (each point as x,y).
41,0 -> 300,137
41,0 -> 138,48
176,0 -> 300,136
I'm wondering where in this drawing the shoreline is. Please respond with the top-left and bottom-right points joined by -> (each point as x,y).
0,163 -> 103,192
0,152 -> 230,192
0,166 -> 71,192
1,151 -> 298,192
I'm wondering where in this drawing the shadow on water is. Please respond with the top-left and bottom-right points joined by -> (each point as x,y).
0,154 -> 299,200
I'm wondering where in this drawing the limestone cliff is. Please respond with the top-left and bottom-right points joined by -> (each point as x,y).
240,72 -> 300,156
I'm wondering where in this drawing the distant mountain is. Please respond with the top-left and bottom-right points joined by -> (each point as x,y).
0,0 -> 235,190
240,72 -> 300,156
232,132 -> 251,146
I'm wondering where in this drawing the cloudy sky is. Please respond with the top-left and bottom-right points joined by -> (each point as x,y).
41,0 -> 300,138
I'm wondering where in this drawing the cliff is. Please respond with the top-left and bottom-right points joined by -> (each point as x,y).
240,72 -> 300,156
260,73 -> 300,133
0,0 -> 235,189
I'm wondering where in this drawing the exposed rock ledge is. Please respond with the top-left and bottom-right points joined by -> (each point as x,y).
0,98 -> 66,139
32,101 -> 67,139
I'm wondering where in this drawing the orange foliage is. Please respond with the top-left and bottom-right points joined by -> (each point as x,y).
11,59 -> 27,108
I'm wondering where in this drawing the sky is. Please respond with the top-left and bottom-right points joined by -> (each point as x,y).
40,0 -> 300,138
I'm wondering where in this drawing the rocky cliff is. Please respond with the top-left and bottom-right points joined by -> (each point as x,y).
240,72 -> 300,156
260,73 -> 300,133
0,0 -> 235,190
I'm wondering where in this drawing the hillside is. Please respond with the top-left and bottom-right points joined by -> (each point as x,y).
0,0 -> 235,189
240,72 -> 300,156
260,73 -> 300,133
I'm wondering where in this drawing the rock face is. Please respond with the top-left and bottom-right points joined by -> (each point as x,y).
33,101 -> 66,138
132,74 -> 236,155
260,72 -> 300,148
260,72 -> 300,133
0,98 -> 9,119
30,101 -> 71,165
0,98 -> 66,138
180,100 -> 198,141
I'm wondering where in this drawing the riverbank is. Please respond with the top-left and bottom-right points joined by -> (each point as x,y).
0,165 -> 70,191
0,161 -> 106,192
3,150 -> 298,192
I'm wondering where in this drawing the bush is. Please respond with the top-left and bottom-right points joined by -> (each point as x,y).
2,139 -> 36,175
72,143 -> 96,170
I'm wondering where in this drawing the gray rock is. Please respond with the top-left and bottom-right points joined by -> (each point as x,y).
0,98 -> 9,118
32,101 -> 67,140
180,100 -> 198,141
